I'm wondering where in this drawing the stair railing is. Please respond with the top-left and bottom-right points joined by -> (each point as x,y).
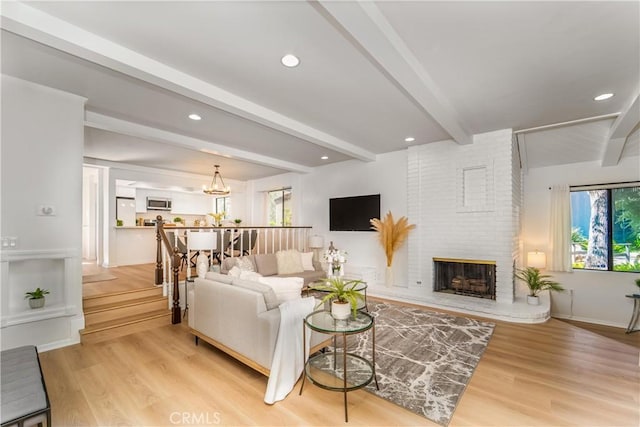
155,215 -> 313,325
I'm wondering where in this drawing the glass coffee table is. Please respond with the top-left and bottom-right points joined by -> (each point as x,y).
299,310 -> 378,422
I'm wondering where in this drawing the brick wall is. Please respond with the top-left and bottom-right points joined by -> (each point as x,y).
407,129 -> 518,304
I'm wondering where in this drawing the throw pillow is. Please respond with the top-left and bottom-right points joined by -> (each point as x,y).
258,276 -> 304,304
301,252 -> 314,271
235,256 -> 256,272
231,278 -> 279,310
227,266 -> 242,278
254,253 -> 278,276
239,270 -> 262,281
275,249 -> 304,275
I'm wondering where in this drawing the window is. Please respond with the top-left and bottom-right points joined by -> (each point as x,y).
570,184 -> 639,272
268,189 -> 292,226
215,197 -> 230,219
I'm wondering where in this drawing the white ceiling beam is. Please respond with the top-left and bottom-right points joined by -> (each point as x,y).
1,1 -> 376,162
601,94 -> 640,166
84,112 -> 312,175
315,1 -> 472,145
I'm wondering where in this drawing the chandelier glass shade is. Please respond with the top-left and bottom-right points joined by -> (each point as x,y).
202,165 -> 230,196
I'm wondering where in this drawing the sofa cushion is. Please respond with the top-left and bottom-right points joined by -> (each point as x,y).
231,278 -> 279,310
301,252 -> 314,271
236,256 -> 256,272
276,250 -> 304,275
204,271 -> 234,284
254,253 -> 279,276
258,276 -> 304,304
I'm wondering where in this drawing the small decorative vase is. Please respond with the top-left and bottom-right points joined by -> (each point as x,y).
527,295 -> 539,305
385,266 -> 394,288
331,300 -> 351,320
28,298 -> 45,309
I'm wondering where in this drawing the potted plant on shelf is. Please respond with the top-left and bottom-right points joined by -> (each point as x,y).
234,218 -> 242,225
173,217 -> 183,225
25,287 -> 50,309
314,277 -> 365,320
516,267 -> 564,305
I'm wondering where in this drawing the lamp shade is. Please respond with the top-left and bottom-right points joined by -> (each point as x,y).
308,235 -> 324,249
188,230 -> 217,251
527,251 -> 546,269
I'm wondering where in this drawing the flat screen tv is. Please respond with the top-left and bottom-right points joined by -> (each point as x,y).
330,194 -> 380,232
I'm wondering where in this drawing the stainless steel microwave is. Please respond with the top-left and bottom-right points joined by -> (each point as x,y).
146,197 -> 172,211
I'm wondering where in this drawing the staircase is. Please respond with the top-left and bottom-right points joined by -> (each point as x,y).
81,286 -> 171,344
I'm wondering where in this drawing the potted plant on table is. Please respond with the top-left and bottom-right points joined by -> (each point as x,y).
25,287 -> 50,309
314,277 -> 365,320
516,267 -> 564,305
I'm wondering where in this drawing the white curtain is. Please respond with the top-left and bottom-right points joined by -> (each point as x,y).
548,184 -> 573,272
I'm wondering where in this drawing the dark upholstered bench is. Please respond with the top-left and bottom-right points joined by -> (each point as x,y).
1,346 -> 51,427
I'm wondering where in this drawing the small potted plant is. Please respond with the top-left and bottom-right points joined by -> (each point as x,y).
314,277 -> 365,319
516,267 -> 564,305
173,217 -> 183,225
234,218 -> 242,225
25,287 -> 50,309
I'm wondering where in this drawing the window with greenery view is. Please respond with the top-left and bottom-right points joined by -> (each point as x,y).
570,184 -> 639,272
268,189 -> 292,226
215,197 -> 229,218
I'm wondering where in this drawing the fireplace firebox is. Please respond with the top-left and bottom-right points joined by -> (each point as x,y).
433,258 -> 496,300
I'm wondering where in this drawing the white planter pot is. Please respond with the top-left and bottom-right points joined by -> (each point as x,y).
527,295 -> 540,305
28,298 -> 45,309
331,300 -> 351,320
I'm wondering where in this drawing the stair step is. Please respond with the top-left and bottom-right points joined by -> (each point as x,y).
84,296 -> 168,326
80,310 -> 171,344
83,286 -> 163,309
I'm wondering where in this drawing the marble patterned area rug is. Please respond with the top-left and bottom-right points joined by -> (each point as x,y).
348,301 -> 495,426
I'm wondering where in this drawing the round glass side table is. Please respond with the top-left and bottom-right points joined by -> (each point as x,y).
299,310 -> 378,422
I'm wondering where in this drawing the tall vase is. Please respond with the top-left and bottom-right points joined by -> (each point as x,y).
385,266 -> 393,288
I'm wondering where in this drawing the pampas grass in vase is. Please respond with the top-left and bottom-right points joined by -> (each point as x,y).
370,211 -> 416,287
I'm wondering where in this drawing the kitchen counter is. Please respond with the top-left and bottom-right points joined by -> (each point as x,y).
113,226 -> 157,266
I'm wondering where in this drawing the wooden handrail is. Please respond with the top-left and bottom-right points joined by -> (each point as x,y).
155,216 -> 182,324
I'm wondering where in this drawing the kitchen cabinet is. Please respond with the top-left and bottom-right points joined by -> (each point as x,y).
171,192 -> 213,215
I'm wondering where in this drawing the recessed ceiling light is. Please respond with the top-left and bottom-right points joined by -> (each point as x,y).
281,54 -> 300,68
404,137 -> 415,142
188,113 -> 202,120
321,156 -> 328,160
594,93 -> 614,101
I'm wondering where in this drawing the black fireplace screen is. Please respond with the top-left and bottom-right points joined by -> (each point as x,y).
433,259 -> 496,300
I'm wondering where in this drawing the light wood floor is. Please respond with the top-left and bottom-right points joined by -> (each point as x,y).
51,264 -> 640,426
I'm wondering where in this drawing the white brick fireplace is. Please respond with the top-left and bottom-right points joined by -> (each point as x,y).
398,129 -> 548,322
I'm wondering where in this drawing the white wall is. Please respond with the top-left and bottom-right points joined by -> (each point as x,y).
1,75 -> 86,350
522,156 -> 640,327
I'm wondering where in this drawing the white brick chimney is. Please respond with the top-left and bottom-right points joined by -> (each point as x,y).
407,129 -> 521,306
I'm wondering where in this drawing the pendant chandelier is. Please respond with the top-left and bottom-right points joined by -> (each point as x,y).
202,165 -> 230,195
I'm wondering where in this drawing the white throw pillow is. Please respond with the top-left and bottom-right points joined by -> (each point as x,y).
235,256 -> 256,272
275,249 -> 304,275
227,266 -> 242,278
301,252 -> 314,271
239,270 -> 262,281
258,276 -> 304,304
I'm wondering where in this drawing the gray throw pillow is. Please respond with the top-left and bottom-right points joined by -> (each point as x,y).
254,253 -> 278,276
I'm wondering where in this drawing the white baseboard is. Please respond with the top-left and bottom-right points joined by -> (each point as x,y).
552,313 -> 627,329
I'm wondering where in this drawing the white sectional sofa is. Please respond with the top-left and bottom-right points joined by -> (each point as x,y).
188,272 -> 327,376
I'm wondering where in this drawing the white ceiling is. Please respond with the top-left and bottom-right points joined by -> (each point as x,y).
1,1 -> 639,181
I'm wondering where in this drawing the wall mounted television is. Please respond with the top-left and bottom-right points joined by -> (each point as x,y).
329,194 -> 380,232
